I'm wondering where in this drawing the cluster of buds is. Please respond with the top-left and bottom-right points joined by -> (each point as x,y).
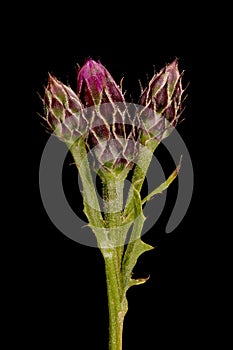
43,58 -> 184,172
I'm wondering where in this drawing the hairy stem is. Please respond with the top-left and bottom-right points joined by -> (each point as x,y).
100,173 -> 130,350
69,138 -> 105,229
101,172 -> 129,269
102,248 -> 127,350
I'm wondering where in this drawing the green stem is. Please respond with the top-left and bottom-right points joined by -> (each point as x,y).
102,248 -> 128,350
69,138 -> 105,229
101,172 -> 128,269
102,176 -> 124,229
100,173 -> 130,350
124,140 -> 159,221
69,138 -> 151,349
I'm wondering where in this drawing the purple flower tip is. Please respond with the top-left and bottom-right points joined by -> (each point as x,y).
77,58 -> 124,107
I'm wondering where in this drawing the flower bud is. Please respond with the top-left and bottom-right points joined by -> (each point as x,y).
44,75 -> 87,142
139,59 -> 184,142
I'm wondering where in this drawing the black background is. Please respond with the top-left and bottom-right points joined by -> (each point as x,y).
15,3 -> 214,349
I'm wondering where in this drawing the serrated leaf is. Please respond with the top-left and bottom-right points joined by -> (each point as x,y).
141,156 -> 182,205
121,187 -> 153,293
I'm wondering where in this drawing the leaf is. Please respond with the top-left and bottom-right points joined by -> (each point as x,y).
127,275 -> 151,288
121,187 -> 153,293
141,156 -> 182,205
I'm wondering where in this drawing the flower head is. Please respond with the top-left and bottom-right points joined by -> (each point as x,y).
44,75 -> 87,142
76,59 -> 139,173
139,59 -> 184,143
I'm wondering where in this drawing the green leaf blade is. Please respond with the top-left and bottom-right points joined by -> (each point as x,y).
141,156 -> 182,205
